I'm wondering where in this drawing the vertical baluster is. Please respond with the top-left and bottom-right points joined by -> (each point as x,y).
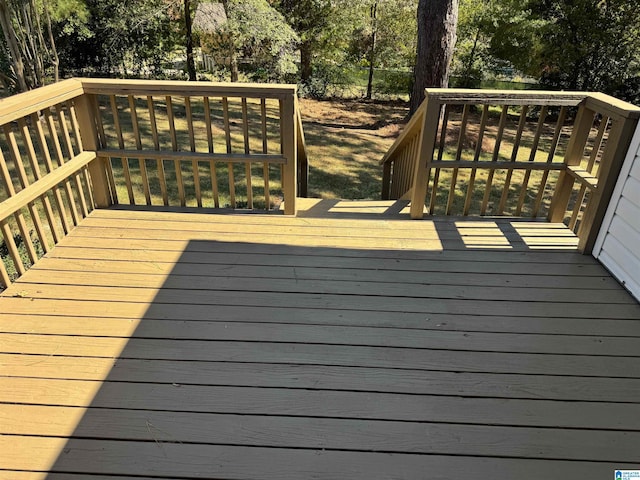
53,106 -> 81,225
16,118 -> 51,252
222,97 -> 235,207
92,95 -> 118,204
498,105 -> 529,214
533,106 -> 567,217
66,101 -> 91,217
446,104 -> 470,215
0,245 -> 11,287
204,97 -> 219,208
128,95 -> 151,205
568,116 -> 609,230
28,114 -> 61,239
185,96 -> 201,207
110,95 -> 135,204
261,98 -> 270,210
481,105 -> 508,215
429,105 -> 450,214
463,104 -> 489,215
0,219 -> 25,276
3,126 -> 41,264
58,104 -> 85,216
166,96 -> 185,207
29,114 -> 65,244
515,105 -> 548,216
147,96 -> 168,206
241,98 -> 253,209
43,108 -> 71,235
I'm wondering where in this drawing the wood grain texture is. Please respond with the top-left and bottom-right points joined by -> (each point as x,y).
0,207 -> 638,479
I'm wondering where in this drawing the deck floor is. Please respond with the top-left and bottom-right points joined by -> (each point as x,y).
1,201 -> 640,479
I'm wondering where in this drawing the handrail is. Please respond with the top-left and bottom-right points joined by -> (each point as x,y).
380,88 -> 640,253
0,78 -> 308,288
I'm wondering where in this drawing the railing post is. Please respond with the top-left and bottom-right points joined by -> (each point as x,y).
296,110 -> 308,198
409,95 -> 441,219
577,115 -> 639,253
281,93 -> 297,215
74,93 -> 113,208
548,103 -> 595,223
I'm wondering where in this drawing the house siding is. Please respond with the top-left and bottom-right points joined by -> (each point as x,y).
594,123 -> 640,301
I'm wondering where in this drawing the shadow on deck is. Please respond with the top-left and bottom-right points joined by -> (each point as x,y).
1,205 -> 640,479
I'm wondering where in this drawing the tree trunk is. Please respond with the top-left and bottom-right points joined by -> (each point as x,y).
300,40 -> 313,82
230,54 -> 239,82
184,0 -> 197,81
409,0 -> 459,114
366,1 -> 377,100
43,0 -> 59,82
0,0 -> 29,91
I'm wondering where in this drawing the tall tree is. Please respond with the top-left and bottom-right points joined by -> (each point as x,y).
184,0 -> 196,80
409,0 -> 459,113
212,0 -> 298,82
273,0 -> 331,82
0,0 -> 59,92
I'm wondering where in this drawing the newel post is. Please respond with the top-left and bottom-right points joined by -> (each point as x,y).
577,113 -> 639,253
74,93 -> 112,208
409,94 -> 441,219
548,103 -> 595,223
281,92 -> 298,215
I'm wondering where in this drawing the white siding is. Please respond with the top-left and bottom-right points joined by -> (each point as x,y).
594,123 -> 640,301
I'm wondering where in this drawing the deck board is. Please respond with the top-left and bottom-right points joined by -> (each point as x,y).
1,206 -> 639,479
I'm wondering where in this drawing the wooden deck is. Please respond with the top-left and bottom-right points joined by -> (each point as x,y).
1,201 -> 640,479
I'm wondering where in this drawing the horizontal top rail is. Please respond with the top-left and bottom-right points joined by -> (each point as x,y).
423,89 -> 589,106
0,78 -> 84,126
80,78 -> 298,98
380,97 -> 429,165
0,151 -> 96,222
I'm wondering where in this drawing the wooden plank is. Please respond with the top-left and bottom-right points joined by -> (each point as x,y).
430,160 -> 564,170
66,100 -> 90,217
2,404 -> 639,462
0,152 -> 96,221
2,377 -> 640,429
49,237 -> 597,268
0,325 -> 640,378
28,257 -> 621,289
2,299 -> 639,336
98,149 -> 286,164
3,435 -> 633,480
2,353 -> 638,402
185,96 -> 202,207
5,284 -> 637,318
80,78 -> 297,98
0,78 -> 83,125
13,270 -> 633,304
1,315 -> 637,356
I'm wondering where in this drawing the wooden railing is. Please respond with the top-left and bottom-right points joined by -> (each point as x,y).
81,79 -> 304,213
381,89 -> 640,252
0,78 -> 306,288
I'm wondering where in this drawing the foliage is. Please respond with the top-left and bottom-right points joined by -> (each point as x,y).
479,0 -> 640,101
202,0 -> 298,82
0,0 -> 60,91
56,0 -> 176,76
